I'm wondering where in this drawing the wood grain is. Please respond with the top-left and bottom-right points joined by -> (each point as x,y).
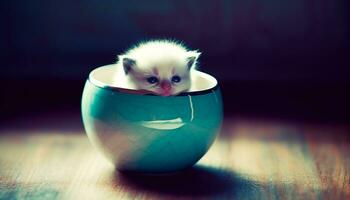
0,117 -> 349,199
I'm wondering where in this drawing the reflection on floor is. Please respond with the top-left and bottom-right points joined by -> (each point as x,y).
0,112 -> 349,199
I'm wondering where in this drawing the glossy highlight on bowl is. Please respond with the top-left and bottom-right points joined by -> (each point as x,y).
81,65 -> 223,173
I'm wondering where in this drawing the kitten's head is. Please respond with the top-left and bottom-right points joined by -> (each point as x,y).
118,41 -> 200,96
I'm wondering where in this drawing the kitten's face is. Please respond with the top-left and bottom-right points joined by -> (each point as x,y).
121,47 -> 200,96
127,61 -> 192,96
119,41 -> 201,96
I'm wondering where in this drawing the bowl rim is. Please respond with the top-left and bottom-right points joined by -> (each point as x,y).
88,65 -> 219,96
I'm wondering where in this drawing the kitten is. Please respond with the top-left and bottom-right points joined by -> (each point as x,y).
114,40 -> 201,96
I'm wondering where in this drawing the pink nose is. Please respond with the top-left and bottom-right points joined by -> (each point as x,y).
160,81 -> 171,91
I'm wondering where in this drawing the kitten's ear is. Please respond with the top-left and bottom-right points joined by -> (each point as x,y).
186,51 -> 201,70
120,56 -> 136,75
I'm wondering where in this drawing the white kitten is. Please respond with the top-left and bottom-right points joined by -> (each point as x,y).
114,40 -> 201,96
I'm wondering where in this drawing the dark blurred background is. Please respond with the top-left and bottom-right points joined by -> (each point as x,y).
1,0 -> 349,124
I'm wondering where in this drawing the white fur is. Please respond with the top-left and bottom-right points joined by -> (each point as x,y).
114,40 -> 200,96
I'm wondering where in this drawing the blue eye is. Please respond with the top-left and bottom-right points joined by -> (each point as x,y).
146,76 -> 159,84
171,75 -> 181,83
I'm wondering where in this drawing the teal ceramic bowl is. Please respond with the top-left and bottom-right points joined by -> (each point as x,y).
81,65 -> 223,173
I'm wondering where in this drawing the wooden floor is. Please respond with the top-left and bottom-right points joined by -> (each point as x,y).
0,114 -> 349,199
